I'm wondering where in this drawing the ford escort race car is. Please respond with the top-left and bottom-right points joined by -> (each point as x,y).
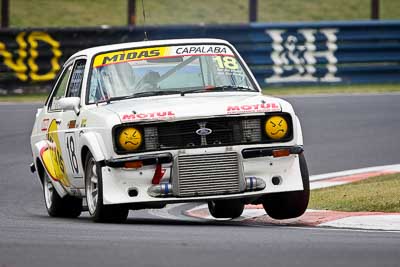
30,38 -> 309,223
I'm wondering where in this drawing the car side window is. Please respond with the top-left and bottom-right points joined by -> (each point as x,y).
48,64 -> 73,111
67,59 -> 86,98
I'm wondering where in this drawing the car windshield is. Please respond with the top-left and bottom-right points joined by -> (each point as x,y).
87,44 -> 257,103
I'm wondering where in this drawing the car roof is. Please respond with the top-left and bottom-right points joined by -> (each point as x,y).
67,38 -> 232,64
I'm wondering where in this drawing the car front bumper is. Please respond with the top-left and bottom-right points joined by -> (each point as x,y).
101,145 -> 305,205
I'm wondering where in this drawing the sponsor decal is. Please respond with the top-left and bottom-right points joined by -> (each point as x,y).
41,119 -> 70,187
80,118 -> 87,128
121,111 -> 175,122
68,120 -> 76,129
227,102 -> 281,114
93,47 -> 168,67
93,45 -> 234,68
41,118 -> 50,131
175,45 -> 229,55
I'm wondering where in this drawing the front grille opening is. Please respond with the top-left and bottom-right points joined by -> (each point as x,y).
144,127 -> 159,150
241,118 -> 262,142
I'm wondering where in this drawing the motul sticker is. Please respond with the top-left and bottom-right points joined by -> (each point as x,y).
227,102 -> 281,114
121,111 -> 175,121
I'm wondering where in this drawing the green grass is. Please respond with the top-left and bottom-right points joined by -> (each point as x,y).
1,84 -> 399,102
0,93 -> 47,102
9,0 -> 400,28
309,173 -> 400,212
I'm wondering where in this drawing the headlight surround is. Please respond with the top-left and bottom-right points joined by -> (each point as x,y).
116,127 -> 143,151
264,115 -> 290,140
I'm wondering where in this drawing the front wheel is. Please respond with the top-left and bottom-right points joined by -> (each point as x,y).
208,199 -> 244,219
43,171 -> 82,218
262,153 -> 310,220
85,152 -> 129,223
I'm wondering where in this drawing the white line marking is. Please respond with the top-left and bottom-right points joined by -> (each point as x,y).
310,181 -> 347,190
310,164 -> 400,181
319,215 -> 400,231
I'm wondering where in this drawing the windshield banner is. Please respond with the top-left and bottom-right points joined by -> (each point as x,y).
93,45 -> 234,67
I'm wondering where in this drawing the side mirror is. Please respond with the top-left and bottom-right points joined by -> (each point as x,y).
58,97 -> 80,115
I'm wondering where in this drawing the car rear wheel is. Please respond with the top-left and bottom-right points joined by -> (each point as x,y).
208,199 -> 244,219
85,152 -> 129,223
43,171 -> 82,218
262,153 -> 310,220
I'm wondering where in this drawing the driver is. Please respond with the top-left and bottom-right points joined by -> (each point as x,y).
135,70 -> 160,92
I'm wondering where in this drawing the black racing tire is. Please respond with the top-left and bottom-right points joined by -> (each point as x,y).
84,151 -> 129,223
262,153 -> 310,220
43,171 -> 82,218
208,199 -> 245,219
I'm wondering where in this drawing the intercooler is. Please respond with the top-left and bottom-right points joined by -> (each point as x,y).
173,152 -> 243,197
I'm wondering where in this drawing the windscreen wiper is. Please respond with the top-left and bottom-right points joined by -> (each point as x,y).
105,95 -> 132,104
180,88 -> 208,95
104,90 -> 183,104
131,90 -> 183,98
182,85 -> 256,96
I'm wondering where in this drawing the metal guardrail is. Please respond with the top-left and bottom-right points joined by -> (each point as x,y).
0,20 -> 399,90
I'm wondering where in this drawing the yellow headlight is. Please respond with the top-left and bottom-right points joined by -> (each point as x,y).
265,116 -> 288,140
118,127 -> 143,151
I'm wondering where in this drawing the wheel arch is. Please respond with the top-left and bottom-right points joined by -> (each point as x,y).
81,145 -> 90,170
78,132 -> 107,165
31,140 -> 49,186
36,157 -> 45,185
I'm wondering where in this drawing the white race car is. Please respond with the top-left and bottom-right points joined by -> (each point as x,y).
30,38 -> 309,223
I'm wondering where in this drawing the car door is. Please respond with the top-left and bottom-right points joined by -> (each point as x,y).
56,58 -> 87,189
42,63 -> 74,189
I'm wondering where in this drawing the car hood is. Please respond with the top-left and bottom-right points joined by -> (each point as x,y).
102,92 -> 293,123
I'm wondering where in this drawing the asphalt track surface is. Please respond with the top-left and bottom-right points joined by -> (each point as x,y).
1,94 -> 400,267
